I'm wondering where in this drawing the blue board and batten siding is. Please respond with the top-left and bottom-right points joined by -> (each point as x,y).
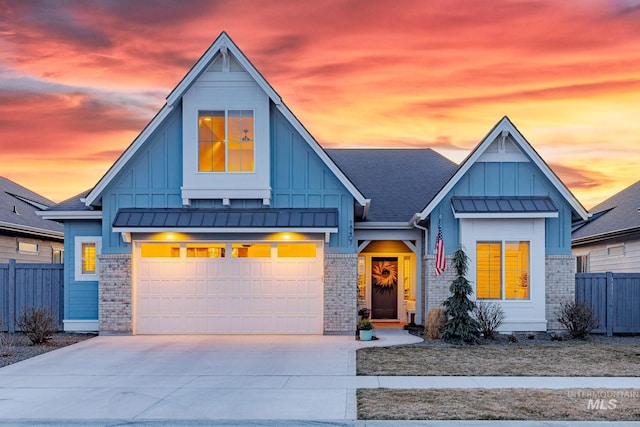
101,106 -> 183,254
429,161 -> 573,255
64,220 -> 101,320
87,102 -> 355,255
271,107 -> 354,252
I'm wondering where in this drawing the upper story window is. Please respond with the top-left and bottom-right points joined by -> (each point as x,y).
198,110 -> 254,172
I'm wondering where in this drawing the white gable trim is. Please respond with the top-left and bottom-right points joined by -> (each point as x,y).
167,32 -> 281,108
275,103 -> 367,206
84,32 -> 366,209
416,117 -> 588,221
83,105 -> 173,206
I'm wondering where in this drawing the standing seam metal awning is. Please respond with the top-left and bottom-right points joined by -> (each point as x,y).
451,196 -> 558,218
112,207 -> 339,235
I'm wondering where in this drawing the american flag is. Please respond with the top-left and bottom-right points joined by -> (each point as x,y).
435,221 -> 446,275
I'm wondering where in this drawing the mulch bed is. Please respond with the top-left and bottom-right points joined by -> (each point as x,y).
0,332 -> 96,368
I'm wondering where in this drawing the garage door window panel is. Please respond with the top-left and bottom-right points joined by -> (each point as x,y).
232,243 -> 271,258
141,243 -> 181,258
186,244 -> 225,258
277,243 -> 317,257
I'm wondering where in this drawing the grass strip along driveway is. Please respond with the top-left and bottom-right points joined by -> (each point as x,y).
357,388 -> 640,421
357,341 -> 640,376
356,337 -> 640,420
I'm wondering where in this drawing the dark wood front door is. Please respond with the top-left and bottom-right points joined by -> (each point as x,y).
371,257 -> 398,319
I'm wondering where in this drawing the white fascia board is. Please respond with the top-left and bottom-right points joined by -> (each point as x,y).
453,212 -> 558,219
84,104 -> 173,206
112,227 -> 338,234
417,117 -> 588,221
354,221 -> 413,230
167,32 -> 281,108
0,222 -> 64,239
275,103 -> 367,207
37,210 -> 103,220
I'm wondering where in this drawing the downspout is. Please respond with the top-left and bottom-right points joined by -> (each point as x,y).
411,215 -> 428,325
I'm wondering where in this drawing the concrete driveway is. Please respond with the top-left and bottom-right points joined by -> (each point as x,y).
0,329 -> 421,422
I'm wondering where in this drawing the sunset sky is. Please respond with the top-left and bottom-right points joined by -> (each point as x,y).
1,0 -> 639,209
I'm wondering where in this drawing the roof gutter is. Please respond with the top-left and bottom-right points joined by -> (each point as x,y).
572,226 -> 640,246
0,221 -> 63,240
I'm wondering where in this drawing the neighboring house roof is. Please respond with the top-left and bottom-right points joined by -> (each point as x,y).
38,189 -> 102,220
414,116 -> 589,222
83,31 -> 367,209
0,177 -> 63,239
326,149 -> 457,223
572,180 -> 640,245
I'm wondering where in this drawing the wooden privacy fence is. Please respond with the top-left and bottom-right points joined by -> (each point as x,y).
0,260 -> 64,333
575,272 -> 640,336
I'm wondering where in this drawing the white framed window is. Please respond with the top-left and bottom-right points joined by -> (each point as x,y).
198,110 -> 254,172
17,241 -> 39,254
576,254 -> 589,273
74,236 -> 101,281
607,245 -> 624,257
52,247 -> 64,264
476,240 -> 530,300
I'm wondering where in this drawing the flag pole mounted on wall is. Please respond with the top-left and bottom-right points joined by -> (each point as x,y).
435,215 -> 446,276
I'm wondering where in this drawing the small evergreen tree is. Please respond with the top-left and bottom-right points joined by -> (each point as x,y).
441,247 -> 480,344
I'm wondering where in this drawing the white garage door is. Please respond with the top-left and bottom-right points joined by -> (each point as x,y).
134,242 -> 324,334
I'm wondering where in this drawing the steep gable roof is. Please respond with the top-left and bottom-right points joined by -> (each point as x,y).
327,149 -> 457,223
572,180 -> 640,244
83,32 -> 366,208
0,177 -> 63,238
414,116 -> 589,222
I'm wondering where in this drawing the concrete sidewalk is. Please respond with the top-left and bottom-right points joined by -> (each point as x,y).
0,328 -> 637,425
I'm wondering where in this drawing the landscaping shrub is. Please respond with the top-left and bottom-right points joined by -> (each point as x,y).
473,301 -> 505,339
0,320 -> 14,356
16,306 -> 56,345
424,308 -> 446,339
557,300 -> 599,340
441,247 -> 480,344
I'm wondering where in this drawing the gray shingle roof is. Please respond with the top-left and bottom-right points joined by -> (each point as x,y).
572,180 -> 640,241
113,208 -> 338,229
451,196 -> 557,214
47,189 -> 95,212
0,177 -> 63,237
326,149 -> 458,222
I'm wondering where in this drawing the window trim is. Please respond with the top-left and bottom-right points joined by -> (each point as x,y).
17,241 -> 39,255
607,244 -> 624,257
198,109 -> 255,173
52,247 -> 64,264
74,236 -> 101,281
476,239 -> 531,301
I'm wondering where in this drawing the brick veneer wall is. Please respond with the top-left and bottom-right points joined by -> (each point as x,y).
323,253 -> 358,335
98,254 -> 132,334
424,254 -> 454,315
545,254 -> 575,331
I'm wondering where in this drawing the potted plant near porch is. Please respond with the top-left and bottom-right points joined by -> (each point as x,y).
358,319 -> 374,341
